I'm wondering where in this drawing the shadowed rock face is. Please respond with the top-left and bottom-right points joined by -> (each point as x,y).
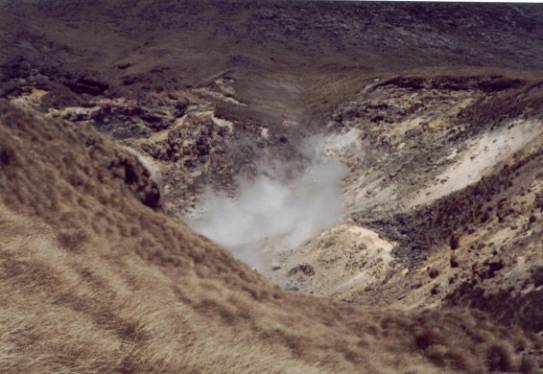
2,1 -> 543,372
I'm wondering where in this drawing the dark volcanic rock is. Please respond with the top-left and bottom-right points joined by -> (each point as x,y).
107,155 -> 160,209
289,263 -> 315,276
64,76 -> 109,96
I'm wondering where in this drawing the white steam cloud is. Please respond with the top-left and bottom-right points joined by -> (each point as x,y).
188,134 -> 355,273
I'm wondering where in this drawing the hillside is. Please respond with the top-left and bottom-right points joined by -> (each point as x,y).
1,1 -> 543,373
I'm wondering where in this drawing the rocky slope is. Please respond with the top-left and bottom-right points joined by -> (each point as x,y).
276,74 -> 543,335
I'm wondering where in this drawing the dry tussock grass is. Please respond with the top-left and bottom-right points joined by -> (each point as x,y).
0,101 -> 540,373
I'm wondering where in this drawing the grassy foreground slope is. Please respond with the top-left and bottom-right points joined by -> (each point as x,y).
0,102 -> 541,373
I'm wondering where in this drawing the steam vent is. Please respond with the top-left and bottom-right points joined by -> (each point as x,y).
1,1 -> 543,372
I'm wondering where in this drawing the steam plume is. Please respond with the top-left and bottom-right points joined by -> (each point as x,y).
188,134 -> 353,272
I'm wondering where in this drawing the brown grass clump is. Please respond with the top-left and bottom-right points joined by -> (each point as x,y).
0,102 -> 540,373
56,229 -> 89,252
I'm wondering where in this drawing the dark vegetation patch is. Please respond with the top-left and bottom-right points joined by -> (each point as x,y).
378,75 -> 524,93
445,267 -> 543,333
